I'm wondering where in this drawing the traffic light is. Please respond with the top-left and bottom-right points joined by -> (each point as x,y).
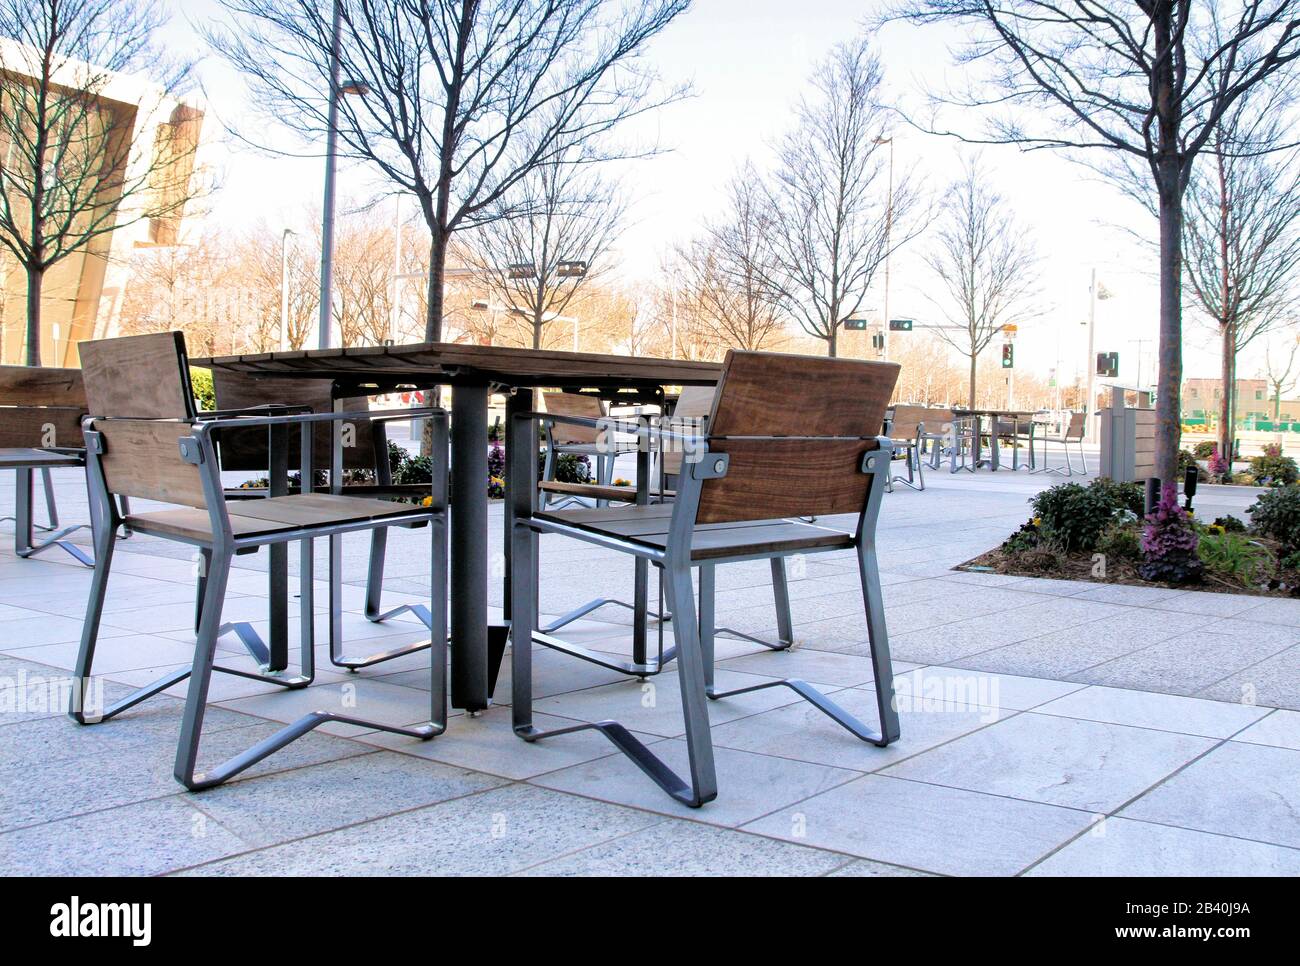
1097,352 -> 1119,377
889,319 -> 913,332
843,318 -> 868,331
871,333 -> 884,350
1001,343 -> 1014,369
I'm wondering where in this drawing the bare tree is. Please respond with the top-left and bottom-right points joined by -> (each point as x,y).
925,157 -> 1041,408
1182,103 -> 1300,462
0,0 -> 199,364
678,164 -> 787,352
207,0 -> 688,344
461,151 -> 623,349
759,36 -> 922,356
1264,335 -> 1300,428
889,1 -> 1300,484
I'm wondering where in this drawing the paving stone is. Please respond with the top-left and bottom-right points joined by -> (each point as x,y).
1028,817 -> 1300,877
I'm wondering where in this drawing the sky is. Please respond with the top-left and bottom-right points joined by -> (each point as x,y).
158,0 -> 1255,387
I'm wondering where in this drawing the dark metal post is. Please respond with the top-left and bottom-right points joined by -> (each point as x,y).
451,381 -> 490,711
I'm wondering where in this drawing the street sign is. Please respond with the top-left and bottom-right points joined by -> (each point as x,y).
556,260 -> 587,278
1001,343 -> 1014,369
1097,351 -> 1119,377
844,319 -> 868,330
507,263 -> 536,279
888,319 -> 913,331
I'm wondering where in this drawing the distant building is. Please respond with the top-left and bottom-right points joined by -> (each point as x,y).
1181,377 -> 1270,426
0,39 -> 204,367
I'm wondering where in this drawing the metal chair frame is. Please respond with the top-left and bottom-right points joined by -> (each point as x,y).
1030,413 -> 1088,477
508,413 -> 899,808
535,409 -> 795,676
69,409 -> 449,791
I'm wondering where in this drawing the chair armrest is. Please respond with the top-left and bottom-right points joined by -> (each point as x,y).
197,404 -> 313,421
515,411 -> 705,450
195,407 -> 446,431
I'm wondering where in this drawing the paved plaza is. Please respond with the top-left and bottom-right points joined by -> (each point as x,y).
1,448 -> 1297,876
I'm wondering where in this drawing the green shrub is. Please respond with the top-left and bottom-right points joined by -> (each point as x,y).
1192,440 -> 1218,459
1096,522 -> 1141,561
1001,521 -> 1044,554
1198,531 -> 1268,586
1248,484 -> 1300,553
1086,477 -> 1145,516
1030,478 -> 1141,553
394,454 -> 433,485
190,368 -> 215,412
1248,454 -> 1299,487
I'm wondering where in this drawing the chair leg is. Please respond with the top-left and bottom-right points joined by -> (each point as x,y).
328,527 -> 432,670
12,467 -> 92,567
857,539 -> 900,743
363,527 -> 434,629
519,551 -> 718,807
711,556 -> 795,653
176,535 -> 443,793
69,518 -> 125,724
707,551 -> 898,747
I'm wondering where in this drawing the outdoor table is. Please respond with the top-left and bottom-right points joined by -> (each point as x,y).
954,408 -> 1040,470
197,343 -> 721,712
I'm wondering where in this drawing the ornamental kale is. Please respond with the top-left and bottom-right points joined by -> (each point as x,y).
1138,485 -> 1203,584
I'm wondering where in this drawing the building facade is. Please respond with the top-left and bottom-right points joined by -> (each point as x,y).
0,38 -> 204,367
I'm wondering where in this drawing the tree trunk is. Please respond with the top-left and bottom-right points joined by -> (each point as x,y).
827,326 -> 837,357
968,352 -> 977,410
1218,322 -> 1233,469
1154,179 -> 1184,487
25,264 -> 42,367
424,231 -> 448,343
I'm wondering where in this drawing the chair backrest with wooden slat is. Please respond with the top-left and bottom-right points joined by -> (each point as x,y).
0,365 -> 87,450
78,331 -> 197,420
89,417 -> 207,508
917,407 -> 955,436
661,385 -> 716,478
887,405 -> 932,442
211,368 -> 377,472
1064,411 -> 1085,440
542,392 -> 605,446
694,351 -> 899,525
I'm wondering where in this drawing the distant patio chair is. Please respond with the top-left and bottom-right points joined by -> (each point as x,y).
1031,411 -> 1088,476
884,404 -> 930,491
507,350 -> 902,806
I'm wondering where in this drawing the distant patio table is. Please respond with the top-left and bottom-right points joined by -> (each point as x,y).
197,343 -> 721,712
953,408 -> 1040,471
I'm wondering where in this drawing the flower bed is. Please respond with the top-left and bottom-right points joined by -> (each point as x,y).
962,477 -> 1300,597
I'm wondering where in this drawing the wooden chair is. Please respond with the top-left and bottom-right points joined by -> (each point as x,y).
212,368 -> 436,669
0,365 -> 96,565
1031,411 -> 1088,476
537,382 -> 797,679
508,350 -> 901,806
884,404 -> 930,491
69,334 -> 448,791
916,407 -> 958,469
537,391 -> 630,509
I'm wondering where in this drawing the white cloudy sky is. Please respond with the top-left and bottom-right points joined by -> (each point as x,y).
161,0 -> 1253,385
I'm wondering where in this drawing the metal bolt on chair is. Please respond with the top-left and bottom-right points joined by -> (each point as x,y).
507,350 -> 902,807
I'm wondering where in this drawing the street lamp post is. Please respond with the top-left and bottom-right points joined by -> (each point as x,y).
874,135 -> 894,361
317,0 -> 369,350
280,228 -> 295,350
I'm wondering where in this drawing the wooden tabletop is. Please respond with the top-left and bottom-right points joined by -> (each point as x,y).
194,343 -> 722,392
